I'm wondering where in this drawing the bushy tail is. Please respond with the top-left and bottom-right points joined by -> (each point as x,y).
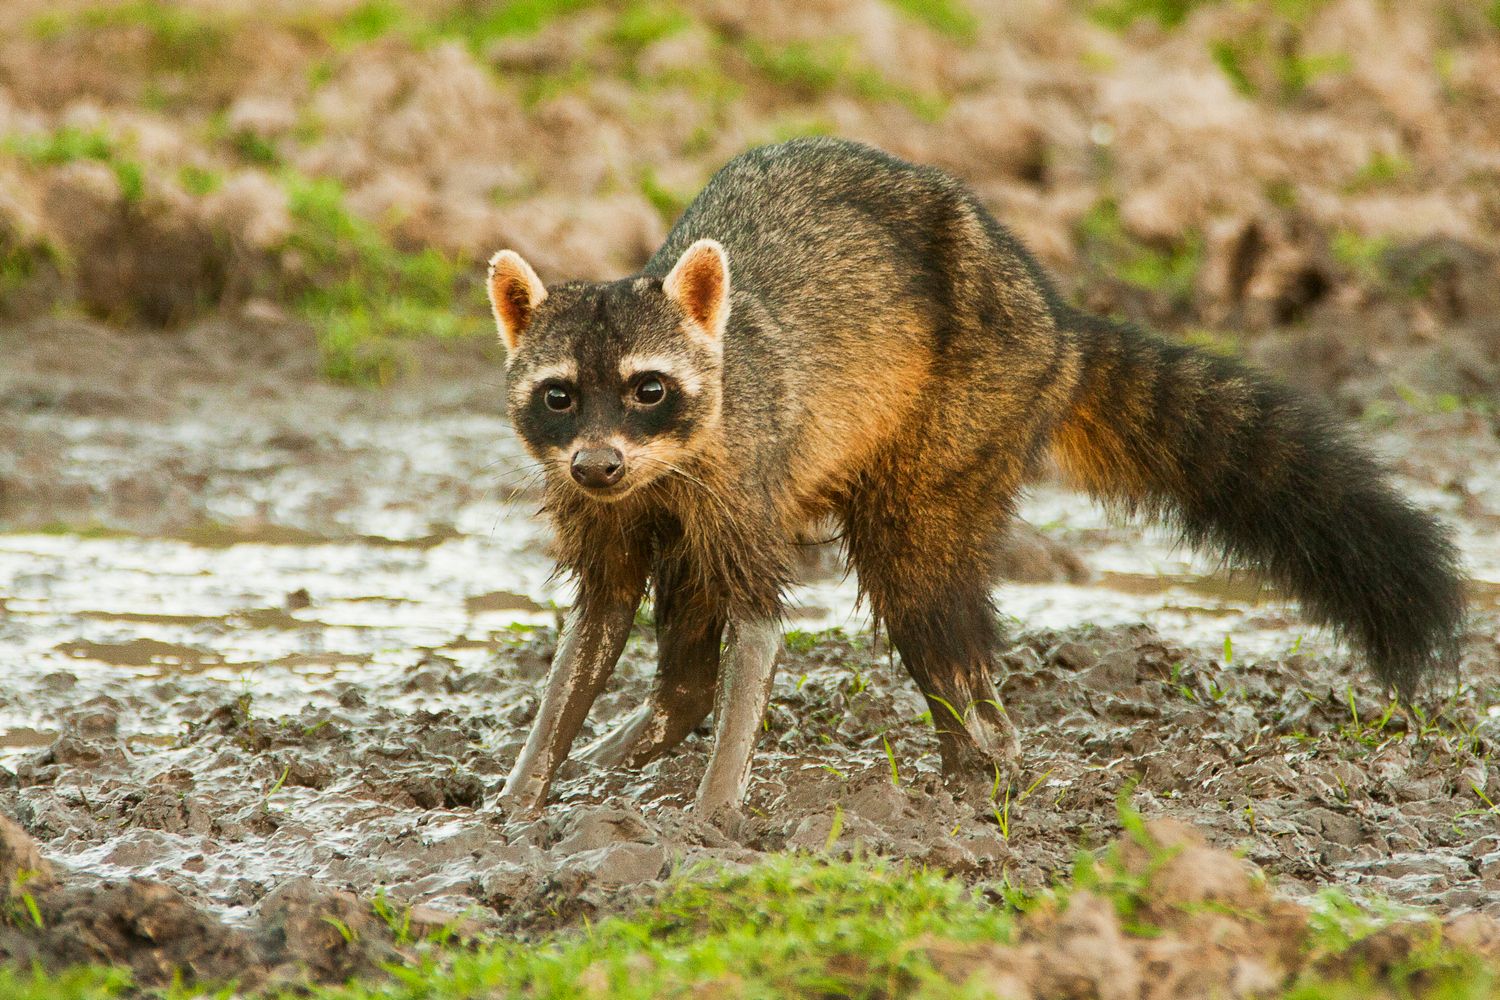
1050,312 -> 1464,697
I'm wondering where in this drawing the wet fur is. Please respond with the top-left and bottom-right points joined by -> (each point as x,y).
497,137 -> 1465,801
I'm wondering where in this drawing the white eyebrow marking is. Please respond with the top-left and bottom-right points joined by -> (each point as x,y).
522,361 -> 578,391
618,353 -> 701,396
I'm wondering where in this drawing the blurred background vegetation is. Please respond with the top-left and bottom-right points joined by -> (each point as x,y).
0,0 -> 1496,398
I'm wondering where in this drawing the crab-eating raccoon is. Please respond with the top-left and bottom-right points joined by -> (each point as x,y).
485,137 -> 1464,819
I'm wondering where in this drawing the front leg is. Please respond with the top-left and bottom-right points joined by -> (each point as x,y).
578,568 -> 724,770
496,586 -> 642,815
694,617 -> 782,820
573,603 -> 719,767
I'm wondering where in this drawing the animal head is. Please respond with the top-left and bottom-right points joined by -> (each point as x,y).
487,239 -> 730,502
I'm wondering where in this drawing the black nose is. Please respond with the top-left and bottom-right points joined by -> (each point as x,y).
570,447 -> 625,489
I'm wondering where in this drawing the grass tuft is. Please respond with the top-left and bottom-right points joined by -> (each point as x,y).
744,38 -> 946,120
882,0 -> 978,42
31,1 -> 228,75
1078,198 -> 1203,308
280,174 -> 486,385
3,126 -> 115,165
1330,228 -> 1393,284
608,1 -> 692,55
177,165 -> 223,196
287,0 -> 606,56
1204,1 -> 1349,101
2,126 -> 149,206
333,0 -> 408,46
1345,150 -> 1412,192
431,0 -> 597,49
1090,0 -> 1215,31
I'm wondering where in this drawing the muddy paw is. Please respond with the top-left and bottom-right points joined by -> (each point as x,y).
490,785 -> 546,821
694,799 -> 752,840
941,751 -> 1023,803
936,706 -> 1022,783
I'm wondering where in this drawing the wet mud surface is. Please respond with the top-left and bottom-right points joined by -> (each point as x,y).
1,319 -> 1499,987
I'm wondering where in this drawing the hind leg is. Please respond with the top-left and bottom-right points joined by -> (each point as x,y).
578,549 -> 722,768
578,578 -> 723,769
880,582 -> 1020,777
846,487 -> 1023,779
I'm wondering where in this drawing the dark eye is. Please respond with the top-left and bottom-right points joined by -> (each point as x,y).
544,386 -> 573,411
634,376 -> 666,406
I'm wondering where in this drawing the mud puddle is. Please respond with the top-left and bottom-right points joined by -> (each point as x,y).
1,321 -> 1498,987
0,483 -> 1400,763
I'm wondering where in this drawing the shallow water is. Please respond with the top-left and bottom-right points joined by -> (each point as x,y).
0,478 -> 1391,764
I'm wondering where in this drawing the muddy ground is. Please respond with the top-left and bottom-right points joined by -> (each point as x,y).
0,314 -> 1497,989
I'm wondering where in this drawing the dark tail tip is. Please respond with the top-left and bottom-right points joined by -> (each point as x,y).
1340,489 -> 1466,700
1198,403 -> 1468,701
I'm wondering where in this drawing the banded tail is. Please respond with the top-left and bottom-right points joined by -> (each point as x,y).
1049,311 -> 1464,697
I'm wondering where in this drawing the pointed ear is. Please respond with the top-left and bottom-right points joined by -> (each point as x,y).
486,250 -> 548,356
663,238 -> 730,346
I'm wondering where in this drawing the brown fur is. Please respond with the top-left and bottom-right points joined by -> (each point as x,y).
489,138 -> 1463,818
